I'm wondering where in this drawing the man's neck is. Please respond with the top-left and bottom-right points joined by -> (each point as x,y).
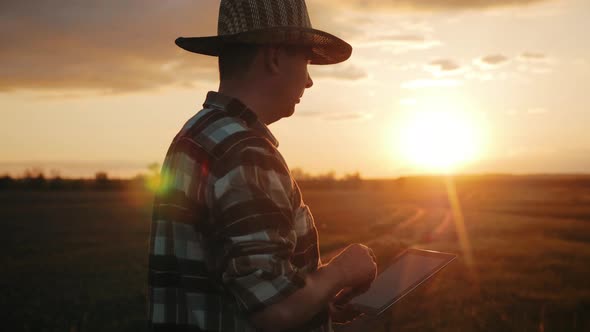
218,81 -> 275,125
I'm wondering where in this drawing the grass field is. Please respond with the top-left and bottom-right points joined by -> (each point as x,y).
2,176 -> 590,331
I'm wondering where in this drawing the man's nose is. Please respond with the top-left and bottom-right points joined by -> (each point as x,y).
305,72 -> 313,89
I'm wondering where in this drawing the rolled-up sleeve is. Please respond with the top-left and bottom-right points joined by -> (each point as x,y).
210,147 -> 305,314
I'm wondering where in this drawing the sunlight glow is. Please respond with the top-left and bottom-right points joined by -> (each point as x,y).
444,176 -> 474,267
397,103 -> 483,173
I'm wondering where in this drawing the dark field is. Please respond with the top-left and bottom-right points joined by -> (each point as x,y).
2,176 -> 590,331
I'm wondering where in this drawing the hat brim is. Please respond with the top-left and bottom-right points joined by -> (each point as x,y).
175,27 -> 352,65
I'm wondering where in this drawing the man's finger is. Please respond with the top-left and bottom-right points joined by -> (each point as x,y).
334,287 -> 355,305
368,247 -> 377,263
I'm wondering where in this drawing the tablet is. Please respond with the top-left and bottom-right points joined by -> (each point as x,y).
350,248 -> 457,315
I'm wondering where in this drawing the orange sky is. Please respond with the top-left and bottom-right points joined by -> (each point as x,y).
1,0 -> 589,178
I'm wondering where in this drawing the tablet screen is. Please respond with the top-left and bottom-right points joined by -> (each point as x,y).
350,249 -> 456,315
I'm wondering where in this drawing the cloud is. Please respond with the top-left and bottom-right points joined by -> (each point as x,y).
354,33 -> 441,53
0,0 -> 551,93
323,112 -> 373,121
474,54 -> 510,69
516,52 -> 554,74
305,2 -> 367,41
398,20 -> 435,33
391,62 -> 421,71
402,79 -> 462,89
295,111 -> 324,118
481,54 -> 510,65
428,59 -> 461,72
516,65 -> 553,75
424,58 -> 467,76
295,110 -> 372,121
0,0 -> 382,93
312,0 -> 550,11
379,34 -> 427,43
519,52 -> 547,61
465,71 -> 511,82
310,64 -> 368,81
0,1 -> 221,93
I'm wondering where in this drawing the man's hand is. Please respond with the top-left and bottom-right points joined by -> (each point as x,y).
250,244 -> 376,331
332,285 -> 370,306
329,302 -> 363,324
329,285 -> 371,324
328,243 -> 377,291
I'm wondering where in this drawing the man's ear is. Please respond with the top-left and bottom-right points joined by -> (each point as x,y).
262,46 -> 281,75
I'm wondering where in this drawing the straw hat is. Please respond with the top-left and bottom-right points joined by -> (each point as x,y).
175,0 -> 352,65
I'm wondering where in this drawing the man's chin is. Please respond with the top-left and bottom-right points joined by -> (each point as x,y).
283,105 -> 296,118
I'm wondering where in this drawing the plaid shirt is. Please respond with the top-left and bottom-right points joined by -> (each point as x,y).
147,91 -> 331,332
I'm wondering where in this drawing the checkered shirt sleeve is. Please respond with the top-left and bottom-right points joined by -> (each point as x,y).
211,145 -> 307,314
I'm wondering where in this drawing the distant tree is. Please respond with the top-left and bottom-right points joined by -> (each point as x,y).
0,175 -> 15,190
23,167 -> 44,179
95,172 -> 109,188
23,167 -> 47,189
291,167 -> 311,181
289,168 -> 365,190
317,171 -> 336,182
49,177 -> 64,190
342,171 -> 362,188
49,169 -> 61,179
343,171 -> 361,182
48,169 -> 65,190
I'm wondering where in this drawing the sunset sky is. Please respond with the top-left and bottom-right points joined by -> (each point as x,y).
1,0 -> 589,178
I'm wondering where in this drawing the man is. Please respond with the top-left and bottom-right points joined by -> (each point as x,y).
147,1 -> 377,331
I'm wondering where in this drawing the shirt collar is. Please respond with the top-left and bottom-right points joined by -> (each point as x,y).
203,91 -> 279,147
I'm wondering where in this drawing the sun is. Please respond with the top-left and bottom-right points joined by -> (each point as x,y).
397,107 -> 483,173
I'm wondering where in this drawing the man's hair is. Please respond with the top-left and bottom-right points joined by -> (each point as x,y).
218,43 -> 261,81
